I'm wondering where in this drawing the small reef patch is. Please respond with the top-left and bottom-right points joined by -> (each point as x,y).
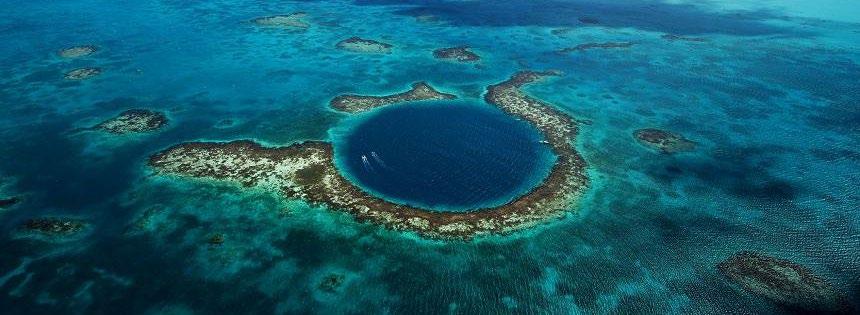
64,67 -> 102,80
251,13 -> 309,30
16,217 -> 89,241
718,251 -> 853,314
661,34 -> 707,42
94,109 -> 168,134
433,46 -> 480,62
330,82 -> 456,113
58,45 -> 98,58
148,71 -> 588,239
559,42 -> 634,53
318,273 -> 346,293
633,128 -> 695,153
335,37 -> 392,54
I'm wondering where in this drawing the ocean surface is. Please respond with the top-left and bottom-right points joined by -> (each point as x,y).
0,0 -> 858,314
334,101 -> 555,211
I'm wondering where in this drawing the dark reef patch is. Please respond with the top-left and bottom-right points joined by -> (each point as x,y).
330,82 -> 456,113
94,109 -> 168,134
58,45 -> 98,58
433,46 -> 480,62
207,233 -> 226,246
718,251 -> 853,314
661,34 -> 707,42
318,273 -> 346,292
148,71 -> 588,238
559,42 -> 634,53
64,67 -> 101,80
0,196 -> 21,209
577,16 -> 599,24
335,37 -> 392,54
251,13 -> 309,29
633,128 -> 696,153
21,217 -> 88,237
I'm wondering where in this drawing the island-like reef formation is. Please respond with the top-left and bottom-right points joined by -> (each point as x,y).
64,67 -> 102,80
95,109 -> 168,134
718,251 -> 853,314
19,217 -> 88,240
633,128 -> 695,153
58,45 -> 97,58
330,82 -> 456,113
251,13 -> 309,30
335,37 -> 392,54
148,71 -> 588,238
433,46 -> 480,62
559,42 -> 634,53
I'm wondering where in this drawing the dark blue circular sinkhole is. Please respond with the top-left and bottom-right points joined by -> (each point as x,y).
334,101 -> 555,212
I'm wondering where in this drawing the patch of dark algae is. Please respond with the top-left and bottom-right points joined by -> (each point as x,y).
718,251 -> 854,314
330,82 -> 456,113
148,71 -> 588,239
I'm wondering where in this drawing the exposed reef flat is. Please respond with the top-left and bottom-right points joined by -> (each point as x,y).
149,71 -> 588,238
330,82 -> 456,113
251,13 -> 309,30
95,109 -> 168,134
64,67 -> 102,80
718,251 -> 853,314
58,45 -> 97,58
559,42 -> 634,53
433,46 -> 480,62
335,37 -> 392,54
634,128 -> 696,153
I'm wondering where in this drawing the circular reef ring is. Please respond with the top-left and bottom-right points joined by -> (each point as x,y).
148,71 -> 589,239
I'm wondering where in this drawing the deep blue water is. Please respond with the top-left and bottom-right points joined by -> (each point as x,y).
0,0 -> 858,314
336,101 -> 554,211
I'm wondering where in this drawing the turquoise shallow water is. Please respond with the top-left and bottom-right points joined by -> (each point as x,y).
0,0 -> 859,314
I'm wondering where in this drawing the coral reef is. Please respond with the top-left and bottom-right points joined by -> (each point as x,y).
318,273 -> 345,292
433,46 -> 480,62
64,67 -> 102,80
335,37 -> 392,54
559,42 -> 633,53
208,233 -> 226,246
95,109 -> 168,134
718,251 -> 853,314
21,217 -> 88,237
58,45 -> 97,58
633,128 -> 696,153
251,13 -> 309,30
148,71 -> 588,239
330,82 -> 456,113
661,34 -> 707,42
